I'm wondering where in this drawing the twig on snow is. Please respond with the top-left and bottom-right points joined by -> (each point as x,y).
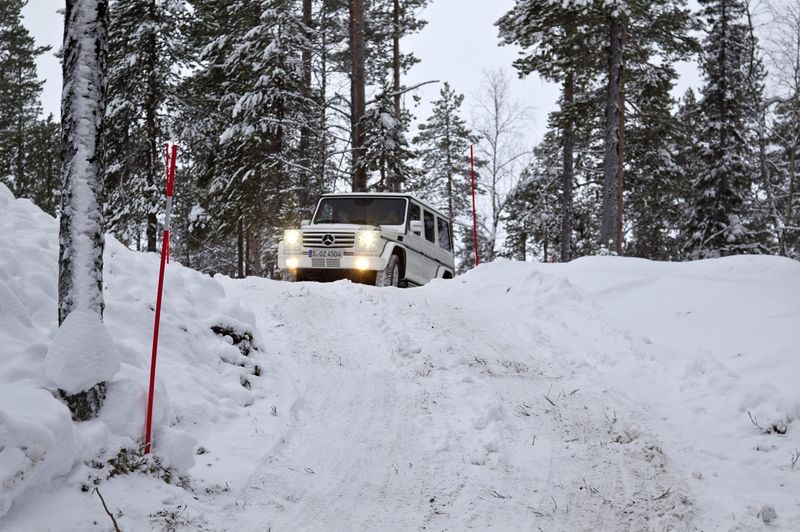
652,488 -> 671,501
94,488 -> 122,532
543,384 -> 557,407
748,411 -> 763,431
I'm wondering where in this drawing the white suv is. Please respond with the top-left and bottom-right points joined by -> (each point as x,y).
277,193 -> 455,286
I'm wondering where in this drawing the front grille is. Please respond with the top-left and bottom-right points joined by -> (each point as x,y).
311,258 -> 341,268
302,231 -> 355,248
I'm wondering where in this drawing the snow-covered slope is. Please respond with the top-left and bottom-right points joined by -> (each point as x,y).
0,184 -> 300,530
2,183 -> 798,531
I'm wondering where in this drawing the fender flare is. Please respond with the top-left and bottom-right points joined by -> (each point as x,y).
380,242 -> 407,278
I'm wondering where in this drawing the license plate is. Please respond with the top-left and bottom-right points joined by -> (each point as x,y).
309,249 -> 343,258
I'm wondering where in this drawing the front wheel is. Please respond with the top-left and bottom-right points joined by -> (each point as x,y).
375,254 -> 401,287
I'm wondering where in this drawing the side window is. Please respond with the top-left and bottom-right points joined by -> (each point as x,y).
423,210 -> 435,243
408,202 -> 421,230
437,217 -> 452,251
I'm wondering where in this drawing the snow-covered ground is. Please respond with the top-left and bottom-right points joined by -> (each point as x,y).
1,184 -> 799,531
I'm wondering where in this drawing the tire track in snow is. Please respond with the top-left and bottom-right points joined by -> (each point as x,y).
217,276 -> 696,531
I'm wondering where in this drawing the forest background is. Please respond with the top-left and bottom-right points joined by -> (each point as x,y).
2,0 -> 799,277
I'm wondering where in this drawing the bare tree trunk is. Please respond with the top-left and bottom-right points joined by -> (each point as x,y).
237,214 -> 244,278
145,0 -> 158,252
298,0 -> 313,211
560,70 -> 574,262
350,0 -> 367,191
389,0 -> 402,192
615,55 -> 625,255
601,14 -> 623,250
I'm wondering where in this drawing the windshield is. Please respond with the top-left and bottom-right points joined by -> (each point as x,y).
313,197 -> 407,225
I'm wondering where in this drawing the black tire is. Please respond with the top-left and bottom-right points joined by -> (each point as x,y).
375,254 -> 401,287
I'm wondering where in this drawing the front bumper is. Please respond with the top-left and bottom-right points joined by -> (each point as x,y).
277,242 -> 390,272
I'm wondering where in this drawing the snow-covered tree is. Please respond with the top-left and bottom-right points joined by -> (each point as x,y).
685,0 -> 765,258
411,82 -> 477,223
0,0 -> 50,196
362,89 -> 418,191
104,0 -> 189,250
624,65 -> 685,260
54,0 -> 119,421
497,0 -> 594,262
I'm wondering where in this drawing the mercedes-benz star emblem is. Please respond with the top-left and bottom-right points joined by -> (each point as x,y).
322,234 -> 335,246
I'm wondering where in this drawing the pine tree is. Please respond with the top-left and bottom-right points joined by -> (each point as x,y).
18,114 -> 61,216
624,64 -> 684,260
686,0 -> 764,258
178,0 -> 319,276
362,89 -> 418,191
56,0 -> 114,421
105,0 -> 189,250
350,0 -> 368,190
412,83 -> 477,223
502,148 -> 561,262
589,0 -> 699,253
497,0 -> 593,262
0,0 -> 50,196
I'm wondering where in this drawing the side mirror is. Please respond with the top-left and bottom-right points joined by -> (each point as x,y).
410,220 -> 422,234
300,219 -> 310,227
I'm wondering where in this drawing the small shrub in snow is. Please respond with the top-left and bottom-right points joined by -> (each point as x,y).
211,321 -> 257,357
80,447 -> 189,490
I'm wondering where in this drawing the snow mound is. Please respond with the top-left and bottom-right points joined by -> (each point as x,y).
45,309 -> 120,394
0,184 -> 299,528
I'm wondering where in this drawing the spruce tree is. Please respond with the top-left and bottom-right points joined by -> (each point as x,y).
0,0 -> 50,196
686,0 -> 764,258
590,0 -> 699,253
362,89 -> 418,191
497,0 -> 593,262
19,114 -> 61,216
624,64 -> 684,260
231,0 -> 313,273
411,83 -> 477,223
105,0 -> 189,250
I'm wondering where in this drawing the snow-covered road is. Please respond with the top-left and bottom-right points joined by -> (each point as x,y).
219,267 -> 702,531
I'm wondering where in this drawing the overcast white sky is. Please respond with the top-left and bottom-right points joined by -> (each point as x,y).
22,0 -> 710,148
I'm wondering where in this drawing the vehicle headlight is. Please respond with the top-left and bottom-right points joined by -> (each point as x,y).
284,229 -> 301,248
356,230 -> 381,251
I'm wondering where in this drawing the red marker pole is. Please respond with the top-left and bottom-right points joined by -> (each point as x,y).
470,144 -> 479,266
144,143 -> 178,454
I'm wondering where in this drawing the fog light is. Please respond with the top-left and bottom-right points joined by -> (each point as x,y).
355,257 -> 369,270
286,257 -> 299,269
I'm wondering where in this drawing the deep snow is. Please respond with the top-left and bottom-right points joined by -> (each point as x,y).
1,183 -> 799,531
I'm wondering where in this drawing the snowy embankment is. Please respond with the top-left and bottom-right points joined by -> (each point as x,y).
2,183 -> 799,531
0,184 -> 301,530
216,257 -> 798,531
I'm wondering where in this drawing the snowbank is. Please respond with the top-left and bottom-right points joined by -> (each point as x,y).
435,257 -> 800,529
0,183 -> 299,529
2,179 -> 798,530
